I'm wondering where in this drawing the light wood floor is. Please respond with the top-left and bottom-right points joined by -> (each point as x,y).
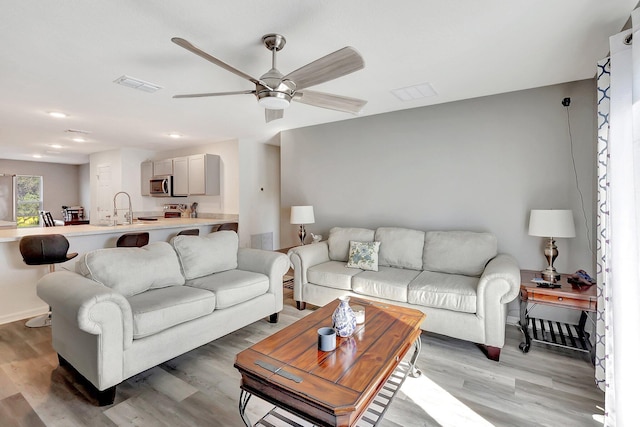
0,288 -> 604,427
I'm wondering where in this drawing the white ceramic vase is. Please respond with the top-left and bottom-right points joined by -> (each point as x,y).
332,296 -> 357,337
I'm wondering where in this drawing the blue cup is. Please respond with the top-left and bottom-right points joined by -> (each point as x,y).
317,327 -> 336,351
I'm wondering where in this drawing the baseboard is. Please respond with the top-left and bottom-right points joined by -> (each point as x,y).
506,315 -> 520,326
0,307 -> 48,326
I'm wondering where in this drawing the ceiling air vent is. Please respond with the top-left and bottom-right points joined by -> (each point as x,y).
114,75 -> 163,93
391,83 -> 437,102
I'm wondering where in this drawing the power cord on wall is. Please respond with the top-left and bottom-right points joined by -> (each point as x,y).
562,97 -> 594,255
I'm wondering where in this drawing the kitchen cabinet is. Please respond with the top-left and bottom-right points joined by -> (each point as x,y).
172,157 -> 189,196
153,159 -> 173,176
140,161 -> 153,196
189,154 -> 220,195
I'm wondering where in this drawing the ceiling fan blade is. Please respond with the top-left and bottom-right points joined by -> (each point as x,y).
265,109 -> 284,123
173,90 -> 255,99
283,47 -> 364,90
293,90 -> 367,114
172,37 -> 265,87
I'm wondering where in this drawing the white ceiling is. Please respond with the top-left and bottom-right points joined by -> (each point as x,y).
1,1 -> 636,165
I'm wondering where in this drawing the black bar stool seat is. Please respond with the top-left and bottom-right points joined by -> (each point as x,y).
19,234 -> 78,327
116,232 -> 149,248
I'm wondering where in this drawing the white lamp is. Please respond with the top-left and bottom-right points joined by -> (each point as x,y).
528,209 -> 576,282
290,206 -> 315,245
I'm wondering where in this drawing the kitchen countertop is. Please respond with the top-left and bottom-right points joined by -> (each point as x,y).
0,215 -> 238,243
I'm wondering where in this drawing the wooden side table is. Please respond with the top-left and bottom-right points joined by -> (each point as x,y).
519,270 -> 597,362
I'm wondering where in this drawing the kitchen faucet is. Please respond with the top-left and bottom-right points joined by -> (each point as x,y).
113,191 -> 133,225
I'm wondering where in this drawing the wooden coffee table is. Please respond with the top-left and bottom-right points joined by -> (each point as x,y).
234,297 -> 426,427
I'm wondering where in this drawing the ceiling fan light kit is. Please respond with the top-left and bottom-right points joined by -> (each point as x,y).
172,33 -> 366,122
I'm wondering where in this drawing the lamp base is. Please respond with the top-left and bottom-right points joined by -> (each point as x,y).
541,267 -> 561,283
298,224 -> 306,245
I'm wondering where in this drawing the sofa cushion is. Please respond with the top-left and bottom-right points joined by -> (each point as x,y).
76,242 -> 185,297
186,269 -> 269,309
308,261 -> 360,290
408,270 -> 478,313
328,227 -> 375,262
375,227 -> 425,270
346,241 -> 380,271
127,286 -> 216,339
352,266 -> 420,303
423,231 -> 497,277
171,231 -> 238,280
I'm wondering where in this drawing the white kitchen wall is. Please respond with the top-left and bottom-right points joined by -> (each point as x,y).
281,79 -> 596,320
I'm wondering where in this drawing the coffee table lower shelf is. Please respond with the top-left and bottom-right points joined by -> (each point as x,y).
252,360 -> 412,427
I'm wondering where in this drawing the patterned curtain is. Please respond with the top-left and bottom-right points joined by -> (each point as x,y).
596,9 -> 640,426
595,55 -> 613,418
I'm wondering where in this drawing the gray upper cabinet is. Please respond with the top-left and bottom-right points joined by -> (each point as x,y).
153,159 -> 173,176
140,161 -> 153,196
172,156 -> 189,196
160,154 -> 220,197
188,154 -> 220,196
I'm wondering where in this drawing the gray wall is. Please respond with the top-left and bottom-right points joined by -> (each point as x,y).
0,159 -> 82,221
281,79 -> 596,276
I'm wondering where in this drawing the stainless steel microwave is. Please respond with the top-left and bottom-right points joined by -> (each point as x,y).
150,175 -> 172,197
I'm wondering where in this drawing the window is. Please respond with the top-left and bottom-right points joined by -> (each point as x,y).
16,175 -> 43,227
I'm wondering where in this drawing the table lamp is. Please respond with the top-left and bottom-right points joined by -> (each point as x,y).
528,209 -> 576,282
290,206 -> 314,245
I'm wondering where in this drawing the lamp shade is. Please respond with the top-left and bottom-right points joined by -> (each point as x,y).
528,209 -> 576,238
290,206 -> 315,225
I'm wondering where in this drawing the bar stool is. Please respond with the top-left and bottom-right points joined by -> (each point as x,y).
177,228 -> 199,236
116,232 -> 149,248
218,222 -> 239,232
19,234 -> 78,327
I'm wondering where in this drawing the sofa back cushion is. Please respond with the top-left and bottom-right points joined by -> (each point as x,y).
171,230 -> 238,280
375,227 -> 425,270
328,227 -> 375,261
423,231 -> 497,277
76,241 -> 185,297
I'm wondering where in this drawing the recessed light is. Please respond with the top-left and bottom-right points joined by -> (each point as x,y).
72,137 -> 86,143
32,154 -> 42,158
49,144 -> 63,149
168,133 -> 182,139
48,111 -> 68,118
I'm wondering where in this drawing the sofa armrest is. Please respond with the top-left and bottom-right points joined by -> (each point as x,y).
37,270 -> 134,349
475,254 -> 521,347
237,248 -> 290,308
288,242 -> 330,285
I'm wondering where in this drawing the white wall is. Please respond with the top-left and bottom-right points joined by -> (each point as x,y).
281,79 -> 596,277
0,159 -> 81,221
239,135 -> 281,249
78,163 -> 91,218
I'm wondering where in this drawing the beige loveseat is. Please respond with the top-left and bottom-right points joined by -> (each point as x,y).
37,231 -> 290,405
288,227 -> 520,361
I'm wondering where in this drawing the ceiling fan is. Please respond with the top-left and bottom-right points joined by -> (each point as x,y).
171,34 -> 367,123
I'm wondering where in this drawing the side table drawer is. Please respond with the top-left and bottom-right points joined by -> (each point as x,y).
529,292 -> 595,310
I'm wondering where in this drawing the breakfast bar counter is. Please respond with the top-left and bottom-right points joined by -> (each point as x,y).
0,215 -> 238,325
0,216 -> 238,242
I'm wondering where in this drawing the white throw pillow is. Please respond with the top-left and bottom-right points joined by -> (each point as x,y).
346,241 -> 381,271
76,242 -> 185,297
328,227 -> 375,261
171,230 -> 238,280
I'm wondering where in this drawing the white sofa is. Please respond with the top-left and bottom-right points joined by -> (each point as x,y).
288,227 -> 520,361
37,231 -> 290,405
